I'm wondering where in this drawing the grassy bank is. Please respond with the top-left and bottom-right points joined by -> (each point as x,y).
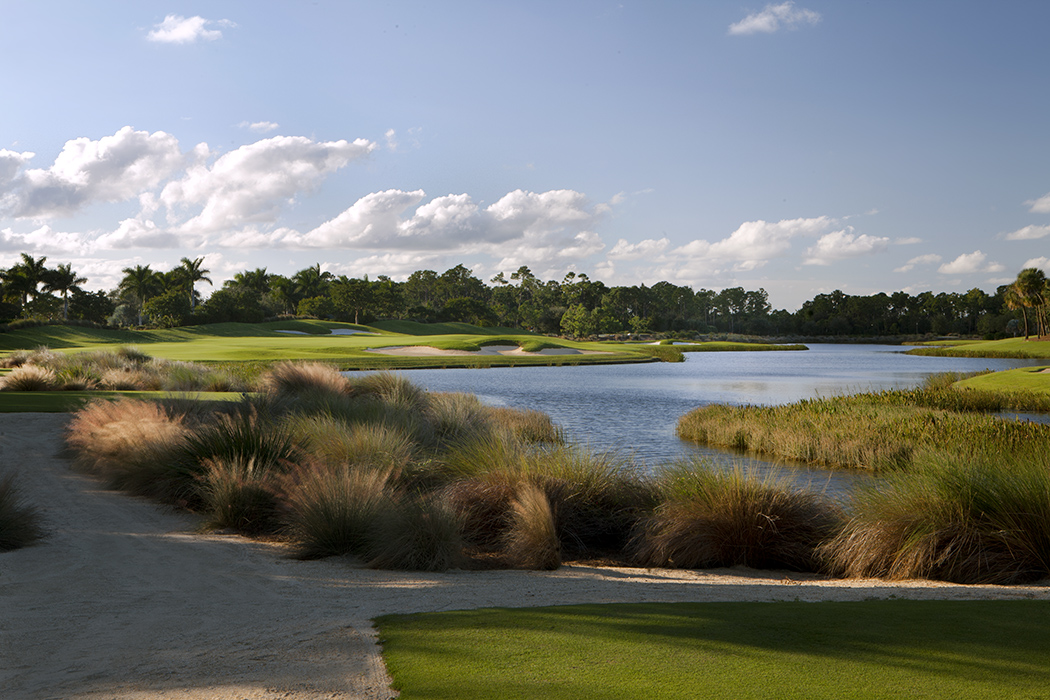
377,600 -> 1050,700
954,366 -> 1050,395
906,337 -> 1050,358
676,374 -> 1050,472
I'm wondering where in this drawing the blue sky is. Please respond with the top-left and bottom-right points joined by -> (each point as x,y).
1,1 -> 1048,310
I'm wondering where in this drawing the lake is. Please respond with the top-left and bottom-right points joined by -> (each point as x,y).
357,345 -> 1045,496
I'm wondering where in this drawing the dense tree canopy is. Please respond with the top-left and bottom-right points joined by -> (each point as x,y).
0,254 -> 1044,340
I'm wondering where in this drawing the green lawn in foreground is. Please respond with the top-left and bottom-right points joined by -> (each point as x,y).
955,366 -> 1050,395
377,600 -> 1050,700
906,336 -> 1050,358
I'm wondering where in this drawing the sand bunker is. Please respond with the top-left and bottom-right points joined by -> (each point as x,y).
366,344 -> 612,357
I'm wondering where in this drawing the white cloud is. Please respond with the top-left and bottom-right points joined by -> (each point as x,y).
728,2 -> 821,35
894,253 -> 942,273
0,225 -> 91,255
2,127 -> 184,219
608,237 -> 670,260
938,250 -> 1004,275
1023,256 -> 1050,272
894,237 -> 922,245
701,216 -> 832,269
1004,224 -> 1050,241
385,129 -> 399,151
802,230 -> 889,265
1026,192 -> 1050,214
239,121 -> 279,133
0,149 -> 33,189
160,135 -> 375,235
147,15 -> 235,44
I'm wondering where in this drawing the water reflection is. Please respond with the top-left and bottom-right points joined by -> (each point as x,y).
353,344 -> 1044,497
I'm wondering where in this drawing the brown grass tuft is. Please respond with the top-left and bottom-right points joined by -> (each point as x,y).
503,482 -> 561,570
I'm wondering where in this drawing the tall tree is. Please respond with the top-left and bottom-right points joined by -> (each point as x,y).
43,263 -> 87,320
178,256 -> 212,311
118,264 -> 161,325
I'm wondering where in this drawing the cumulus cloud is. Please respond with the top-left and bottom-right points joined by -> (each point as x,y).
1026,192 -> 1050,214
147,15 -> 235,44
275,188 -> 609,274
728,2 -> 821,35
894,253 -> 942,273
1023,256 -> 1050,272
1,127 -> 184,219
1004,224 -> 1050,241
239,121 -> 279,133
938,251 -> 1004,275
161,135 -> 375,235
0,224 -> 92,255
803,230 -> 889,265
608,238 -> 670,260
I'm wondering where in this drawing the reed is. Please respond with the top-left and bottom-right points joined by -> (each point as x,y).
632,462 -> 843,571
0,473 -> 44,551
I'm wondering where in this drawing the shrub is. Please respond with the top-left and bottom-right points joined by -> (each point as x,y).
1,365 -> 58,391
0,474 -> 44,551
503,482 -> 561,570
285,464 -> 395,559
822,453 -> 1050,584
366,494 -> 464,571
632,463 -> 843,572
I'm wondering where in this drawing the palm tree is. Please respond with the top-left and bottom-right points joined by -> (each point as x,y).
1004,285 -> 1028,338
292,263 -> 333,301
119,265 -> 161,326
178,257 -> 212,311
43,263 -> 87,321
230,267 -> 272,295
1010,268 -> 1048,338
2,253 -> 49,307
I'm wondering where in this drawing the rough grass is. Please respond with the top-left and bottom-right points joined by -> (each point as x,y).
0,473 -> 44,551
503,482 -> 561,570
632,463 -> 843,571
823,451 -> 1050,584
366,494 -> 464,571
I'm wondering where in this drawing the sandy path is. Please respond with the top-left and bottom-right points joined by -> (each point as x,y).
2,414 -> 1047,699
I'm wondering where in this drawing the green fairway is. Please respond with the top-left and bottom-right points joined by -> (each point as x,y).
955,366 -> 1050,395
377,600 -> 1050,700
907,337 -> 1050,359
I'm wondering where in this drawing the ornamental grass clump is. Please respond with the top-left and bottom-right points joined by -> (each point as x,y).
0,474 -> 44,551
351,372 -> 428,412
365,493 -> 464,571
822,452 -> 1050,584
503,482 -> 561,570
284,463 -> 396,559
426,392 -> 497,448
262,361 -> 350,397
66,398 -> 193,501
198,456 -> 283,534
487,406 -> 564,444
0,365 -> 58,391
181,405 -> 298,481
632,462 -> 844,572
286,415 -> 415,474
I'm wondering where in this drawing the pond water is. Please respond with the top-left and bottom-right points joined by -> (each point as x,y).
353,345 -> 1046,497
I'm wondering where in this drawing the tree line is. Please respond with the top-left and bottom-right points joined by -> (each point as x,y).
2,253 -> 1048,339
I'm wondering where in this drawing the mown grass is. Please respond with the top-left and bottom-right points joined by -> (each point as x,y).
954,365 -> 1050,395
376,600 -> 1050,700
677,374 -> 1050,472
906,336 -> 1050,358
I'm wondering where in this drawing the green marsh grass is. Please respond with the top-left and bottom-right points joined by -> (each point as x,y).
0,473 -> 44,551
677,376 -> 1050,471
632,462 -> 843,571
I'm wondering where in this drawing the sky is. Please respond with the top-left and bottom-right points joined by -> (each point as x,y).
1,1 -> 1049,311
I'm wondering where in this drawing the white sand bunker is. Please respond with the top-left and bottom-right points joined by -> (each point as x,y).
366,344 -> 612,357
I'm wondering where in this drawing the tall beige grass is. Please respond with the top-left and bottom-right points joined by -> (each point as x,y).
503,482 -> 561,570
0,365 -> 58,391
262,361 -> 350,397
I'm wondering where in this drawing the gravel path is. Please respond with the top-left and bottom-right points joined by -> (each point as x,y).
2,413 -> 1047,699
